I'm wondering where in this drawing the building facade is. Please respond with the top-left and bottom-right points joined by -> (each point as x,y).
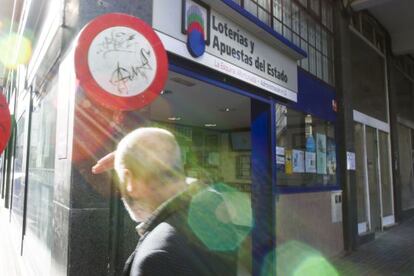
0,0 -> 412,276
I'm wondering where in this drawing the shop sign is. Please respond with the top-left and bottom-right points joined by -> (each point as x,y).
153,0 -> 299,102
75,13 -> 168,111
0,92 -> 11,154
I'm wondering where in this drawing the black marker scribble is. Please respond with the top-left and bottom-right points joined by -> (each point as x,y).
97,30 -> 138,58
109,48 -> 153,95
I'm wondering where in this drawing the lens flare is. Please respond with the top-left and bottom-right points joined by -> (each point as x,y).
0,33 -> 32,69
260,241 -> 339,276
188,183 -> 252,251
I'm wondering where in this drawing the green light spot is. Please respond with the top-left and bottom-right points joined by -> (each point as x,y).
188,183 -> 252,251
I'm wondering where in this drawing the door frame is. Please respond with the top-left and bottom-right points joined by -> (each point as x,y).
354,110 -> 395,234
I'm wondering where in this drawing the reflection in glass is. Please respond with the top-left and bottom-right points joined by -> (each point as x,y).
398,124 -> 414,210
379,131 -> 393,217
12,115 -> 26,229
366,126 -> 381,232
354,123 -> 368,232
25,78 -> 58,276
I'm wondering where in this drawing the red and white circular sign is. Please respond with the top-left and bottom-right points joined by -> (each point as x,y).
75,13 -> 168,111
0,92 -> 11,154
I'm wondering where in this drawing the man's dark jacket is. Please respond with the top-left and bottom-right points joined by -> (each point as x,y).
123,184 -> 238,276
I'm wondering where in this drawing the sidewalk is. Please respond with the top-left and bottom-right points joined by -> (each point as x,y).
0,203 -> 28,276
333,218 -> 414,276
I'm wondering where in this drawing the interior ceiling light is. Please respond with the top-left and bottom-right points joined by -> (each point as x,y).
204,123 -> 217,127
168,117 -> 182,121
161,90 -> 173,95
170,77 -> 196,87
219,107 -> 236,112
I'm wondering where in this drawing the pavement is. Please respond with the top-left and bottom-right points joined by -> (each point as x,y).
333,217 -> 414,276
0,204 -> 27,276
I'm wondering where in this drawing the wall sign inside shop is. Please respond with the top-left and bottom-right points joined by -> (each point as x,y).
153,0 -> 299,102
75,13 -> 168,111
0,92 -> 11,154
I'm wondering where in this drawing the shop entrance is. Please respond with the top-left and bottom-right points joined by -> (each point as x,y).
354,111 -> 395,235
111,69 -> 274,276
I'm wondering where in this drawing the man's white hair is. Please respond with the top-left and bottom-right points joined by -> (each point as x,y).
115,127 -> 183,184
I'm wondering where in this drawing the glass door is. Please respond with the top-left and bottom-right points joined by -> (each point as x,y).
365,126 -> 381,232
355,123 -> 369,234
354,122 -> 395,235
378,130 -> 394,225
398,123 -> 414,211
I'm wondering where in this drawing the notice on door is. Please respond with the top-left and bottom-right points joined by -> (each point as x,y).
347,151 -> 356,171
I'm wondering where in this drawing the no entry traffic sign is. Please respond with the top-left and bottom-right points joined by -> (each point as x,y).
0,92 -> 11,154
75,13 -> 168,111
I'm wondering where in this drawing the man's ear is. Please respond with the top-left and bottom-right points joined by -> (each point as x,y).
124,169 -> 140,198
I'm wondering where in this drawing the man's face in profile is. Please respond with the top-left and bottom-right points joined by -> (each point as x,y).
119,173 -> 152,223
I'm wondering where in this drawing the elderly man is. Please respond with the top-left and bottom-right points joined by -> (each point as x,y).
92,127 -> 238,276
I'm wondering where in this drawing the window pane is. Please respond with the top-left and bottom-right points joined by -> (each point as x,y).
300,39 -> 309,70
292,34 -> 300,47
350,33 -> 387,122
316,50 -> 323,79
322,30 -> 328,55
258,0 -> 271,8
12,114 -> 26,229
310,0 -> 320,16
321,0 -> 327,26
274,19 -> 283,34
326,1 -> 333,31
398,124 -> 414,210
276,104 -> 336,187
354,123 -> 369,231
323,55 -> 329,83
379,131 -> 393,217
245,0 -> 258,16
291,2 -> 300,34
298,0 -> 307,7
258,7 -> 271,25
283,0 -> 292,28
300,10 -> 308,39
26,78 -> 58,276
283,26 -> 292,41
273,0 -> 282,20
309,46 -> 316,74
315,25 -> 321,51
308,18 -> 316,46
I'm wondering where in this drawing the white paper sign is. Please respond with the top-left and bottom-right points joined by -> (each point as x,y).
276,156 -> 285,165
305,151 -> 316,173
276,146 -> 285,156
347,151 -> 356,170
292,149 -> 305,173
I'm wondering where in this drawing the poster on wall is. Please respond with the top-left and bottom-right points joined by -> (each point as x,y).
276,146 -> 285,171
327,137 -> 336,175
292,149 -> 305,173
316,133 -> 327,174
285,149 -> 293,175
347,152 -> 356,170
305,151 -> 316,173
